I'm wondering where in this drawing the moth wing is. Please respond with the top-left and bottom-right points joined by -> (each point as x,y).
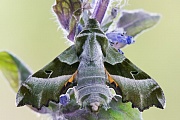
16,45 -> 79,109
104,46 -> 165,112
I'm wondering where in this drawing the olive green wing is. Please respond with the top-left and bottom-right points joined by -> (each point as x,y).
104,46 -> 165,112
16,45 -> 79,109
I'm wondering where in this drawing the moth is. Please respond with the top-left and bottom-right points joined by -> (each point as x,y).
16,18 -> 165,112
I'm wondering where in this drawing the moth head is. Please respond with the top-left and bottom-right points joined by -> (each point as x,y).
85,18 -> 100,29
75,18 -> 110,57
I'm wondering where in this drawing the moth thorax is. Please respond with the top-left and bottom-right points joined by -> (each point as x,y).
74,85 -> 112,112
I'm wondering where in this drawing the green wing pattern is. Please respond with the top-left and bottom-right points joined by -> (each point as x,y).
16,45 -> 79,109
104,46 -> 165,111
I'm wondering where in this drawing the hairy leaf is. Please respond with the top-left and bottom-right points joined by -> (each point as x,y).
117,9 -> 160,37
0,51 -> 32,92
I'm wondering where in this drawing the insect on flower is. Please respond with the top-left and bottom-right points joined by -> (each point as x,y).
16,18 -> 165,112
0,0 -> 166,119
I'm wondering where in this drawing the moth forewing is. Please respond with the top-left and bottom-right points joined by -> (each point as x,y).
16,45 -> 80,109
16,18 -> 165,113
104,46 -> 165,111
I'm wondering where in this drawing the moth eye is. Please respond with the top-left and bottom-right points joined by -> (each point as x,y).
131,71 -> 139,75
59,94 -> 70,106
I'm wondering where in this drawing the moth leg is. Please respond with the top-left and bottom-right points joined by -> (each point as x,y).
60,71 -> 77,106
112,96 -> 118,102
66,88 -> 74,96
109,88 -> 119,102
106,70 -> 122,102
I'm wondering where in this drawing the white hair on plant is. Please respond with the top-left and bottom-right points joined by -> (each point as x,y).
109,0 -> 129,10
119,0 -> 129,9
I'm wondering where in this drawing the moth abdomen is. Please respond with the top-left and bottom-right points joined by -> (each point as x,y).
74,84 -> 112,111
74,72 -> 113,111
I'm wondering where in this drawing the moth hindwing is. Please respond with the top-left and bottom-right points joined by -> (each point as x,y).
16,18 -> 165,112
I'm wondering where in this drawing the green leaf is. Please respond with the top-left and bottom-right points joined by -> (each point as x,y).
0,51 -> 32,92
100,96 -> 142,120
117,9 -> 160,37
60,95 -> 142,120
16,45 -> 79,109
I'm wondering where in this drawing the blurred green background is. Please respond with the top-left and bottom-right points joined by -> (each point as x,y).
0,0 -> 179,120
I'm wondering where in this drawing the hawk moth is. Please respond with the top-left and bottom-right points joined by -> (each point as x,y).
16,18 -> 165,112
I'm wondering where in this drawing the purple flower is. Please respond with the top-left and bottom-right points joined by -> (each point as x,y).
53,0 -> 160,54
106,32 -> 135,54
106,32 -> 135,45
60,94 -> 70,106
